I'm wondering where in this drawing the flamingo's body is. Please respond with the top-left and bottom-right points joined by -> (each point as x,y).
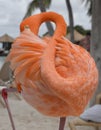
7,12 -> 98,117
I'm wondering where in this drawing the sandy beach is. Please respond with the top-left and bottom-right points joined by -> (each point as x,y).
0,92 -> 98,130
0,93 -> 66,130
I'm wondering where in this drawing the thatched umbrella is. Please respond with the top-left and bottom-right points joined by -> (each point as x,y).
66,30 -> 85,42
0,34 -> 14,52
0,34 -> 14,43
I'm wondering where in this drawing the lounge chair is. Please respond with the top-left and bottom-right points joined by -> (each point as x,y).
68,93 -> 101,130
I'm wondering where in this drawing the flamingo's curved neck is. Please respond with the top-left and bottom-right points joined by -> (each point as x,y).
20,12 -> 67,38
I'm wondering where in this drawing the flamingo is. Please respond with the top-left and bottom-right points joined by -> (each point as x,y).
6,12 -> 98,130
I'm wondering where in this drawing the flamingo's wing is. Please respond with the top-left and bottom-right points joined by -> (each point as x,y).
7,28 -> 46,90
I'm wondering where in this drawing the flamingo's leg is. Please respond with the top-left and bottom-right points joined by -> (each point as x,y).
2,88 -> 16,130
59,117 -> 66,130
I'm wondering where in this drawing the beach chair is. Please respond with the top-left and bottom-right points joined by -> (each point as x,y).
68,116 -> 101,130
68,93 -> 101,130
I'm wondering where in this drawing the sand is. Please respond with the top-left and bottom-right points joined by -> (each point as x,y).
0,93 -> 98,130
